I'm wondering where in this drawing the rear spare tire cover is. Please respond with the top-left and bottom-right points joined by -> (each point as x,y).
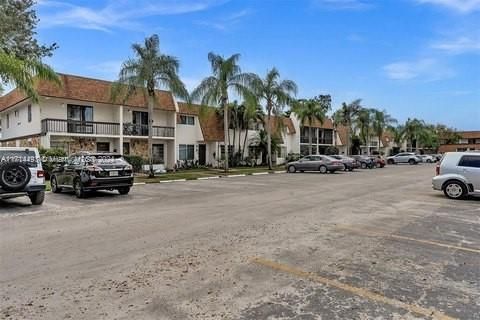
0,162 -> 32,192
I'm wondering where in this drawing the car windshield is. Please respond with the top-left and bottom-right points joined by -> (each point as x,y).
0,150 -> 38,168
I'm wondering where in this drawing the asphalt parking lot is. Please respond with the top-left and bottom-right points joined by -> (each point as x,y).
1,164 -> 479,320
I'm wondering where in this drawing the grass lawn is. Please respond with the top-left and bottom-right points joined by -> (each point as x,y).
134,166 -> 285,184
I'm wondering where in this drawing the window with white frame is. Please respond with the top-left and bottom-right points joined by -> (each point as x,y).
179,115 -> 195,125
179,144 -> 195,160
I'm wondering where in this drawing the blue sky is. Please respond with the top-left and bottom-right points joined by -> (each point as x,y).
35,0 -> 479,130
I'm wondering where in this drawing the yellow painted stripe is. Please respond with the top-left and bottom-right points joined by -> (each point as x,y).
337,226 -> 480,254
252,257 -> 456,320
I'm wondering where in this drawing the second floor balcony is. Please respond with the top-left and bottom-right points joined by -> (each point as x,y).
41,119 -> 175,138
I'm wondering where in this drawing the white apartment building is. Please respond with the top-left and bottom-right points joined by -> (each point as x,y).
0,73 -> 350,168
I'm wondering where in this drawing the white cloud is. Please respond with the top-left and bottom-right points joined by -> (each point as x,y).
195,9 -> 252,31
37,0 -> 228,32
416,0 -> 480,13
431,36 -> 480,54
383,58 -> 454,81
312,0 -> 373,10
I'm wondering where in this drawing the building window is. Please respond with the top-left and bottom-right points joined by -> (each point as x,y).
179,144 -> 195,161
123,142 -> 130,155
179,115 -> 195,125
67,104 -> 93,133
28,105 -> 32,122
14,110 -> 19,118
96,142 -> 110,152
6,114 -> 9,129
153,144 -> 164,163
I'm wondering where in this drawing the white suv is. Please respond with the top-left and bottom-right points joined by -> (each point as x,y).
386,152 -> 422,165
0,147 -> 46,205
432,152 -> 480,199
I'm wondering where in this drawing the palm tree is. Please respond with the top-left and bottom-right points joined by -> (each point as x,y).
389,125 -> 406,150
112,34 -> 188,177
191,53 -> 256,172
251,68 -> 297,169
0,50 -> 60,101
241,96 -> 264,158
355,108 -> 374,154
333,99 -> 362,155
250,129 -> 281,165
403,118 -> 426,152
372,109 -> 397,153
292,98 -> 327,155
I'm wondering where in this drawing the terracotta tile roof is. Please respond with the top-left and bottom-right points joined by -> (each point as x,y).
457,131 -> 480,139
0,73 -> 176,112
265,116 -> 296,135
302,118 -> 334,129
177,102 -> 225,142
335,125 -> 348,146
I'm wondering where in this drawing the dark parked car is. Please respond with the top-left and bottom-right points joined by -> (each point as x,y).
330,155 -> 358,171
287,155 -> 344,174
50,152 -> 134,198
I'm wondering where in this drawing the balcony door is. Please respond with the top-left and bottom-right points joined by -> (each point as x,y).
67,105 -> 93,133
132,111 -> 148,136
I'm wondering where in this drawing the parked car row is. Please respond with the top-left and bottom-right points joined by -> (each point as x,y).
286,154 -> 389,173
0,148 -> 134,204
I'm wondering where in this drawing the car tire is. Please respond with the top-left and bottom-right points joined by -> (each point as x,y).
50,176 -> 61,193
118,187 -> 130,195
29,191 -> 45,205
288,165 -> 296,173
319,165 -> 327,174
348,168 -> 354,172
387,159 -> 394,165
74,178 -> 86,199
443,180 -> 467,200
408,159 -> 416,165
0,162 -> 32,192
343,164 -> 348,171
361,162 -> 367,169
427,159 -> 432,163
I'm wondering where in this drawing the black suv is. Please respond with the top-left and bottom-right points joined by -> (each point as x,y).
50,152 -> 134,198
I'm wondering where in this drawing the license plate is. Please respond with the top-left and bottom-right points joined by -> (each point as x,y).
109,171 -> 119,177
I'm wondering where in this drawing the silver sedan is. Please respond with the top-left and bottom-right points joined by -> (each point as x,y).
286,155 -> 345,174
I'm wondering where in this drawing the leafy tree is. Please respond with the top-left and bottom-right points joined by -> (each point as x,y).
250,129 -> 281,165
292,97 -> 328,155
0,0 -> 57,60
241,96 -> 264,158
403,118 -> 426,152
191,53 -> 256,172
333,99 -> 362,155
0,0 -> 59,98
251,68 -> 297,169
355,108 -> 375,154
372,109 -> 397,152
112,34 -> 188,177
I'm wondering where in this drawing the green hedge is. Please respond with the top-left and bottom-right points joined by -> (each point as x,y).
39,147 -> 67,180
123,155 -> 146,172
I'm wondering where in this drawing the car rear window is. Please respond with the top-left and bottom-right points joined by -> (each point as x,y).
458,155 -> 480,168
0,150 -> 38,168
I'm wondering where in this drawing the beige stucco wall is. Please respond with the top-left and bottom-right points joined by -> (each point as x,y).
0,99 -> 41,140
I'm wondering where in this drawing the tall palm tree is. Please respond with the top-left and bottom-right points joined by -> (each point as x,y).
191,53 -> 256,172
333,99 -> 362,155
292,98 -> 327,155
372,109 -> 397,153
112,34 -> 188,177
389,125 -> 406,148
355,108 -> 375,155
403,118 -> 426,152
251,68 -> 297,169
0,50 -> 60,101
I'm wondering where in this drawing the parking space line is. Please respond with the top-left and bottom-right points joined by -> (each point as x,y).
336,226 -> 480,254
252,257 -> 456,320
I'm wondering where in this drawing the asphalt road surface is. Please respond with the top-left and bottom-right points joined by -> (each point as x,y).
1,164 -> 479,320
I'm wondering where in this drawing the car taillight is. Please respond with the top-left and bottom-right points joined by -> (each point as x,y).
37,170 -> 45,178
435,164 -> 440,176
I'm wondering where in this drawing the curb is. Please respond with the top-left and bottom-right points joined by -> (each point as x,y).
252,172 -> 269,176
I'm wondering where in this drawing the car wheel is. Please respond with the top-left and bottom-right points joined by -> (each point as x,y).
319,165 -> 328,174
427,159 -> 432,163
343,164 -> 348,171
0,162 -> 32,192
118,187 -> 130,195
50,176 -> 61,193
288,165 -> 296,173
387,159 -> 394,165
29,191 -> 45,205
361,162 -> 367,169
443,180 -> 467,200
408,159 -> 416,165
74,179 -> 86,199
348,168 -> 354,172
